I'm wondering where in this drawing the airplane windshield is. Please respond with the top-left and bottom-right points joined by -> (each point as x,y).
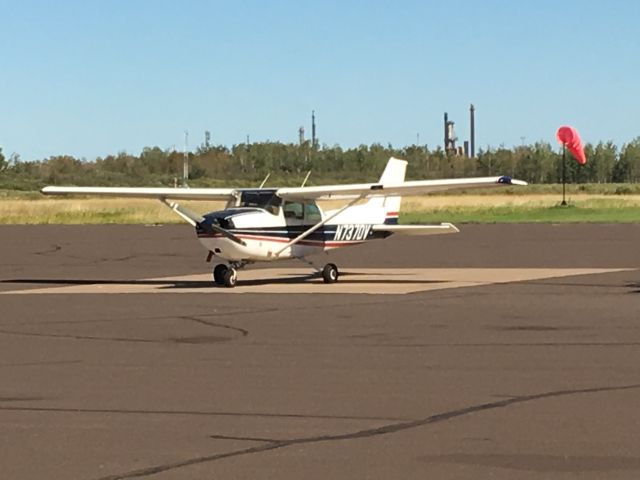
238,190 -> 282,215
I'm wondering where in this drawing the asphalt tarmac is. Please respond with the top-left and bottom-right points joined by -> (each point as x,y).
1,224 -> 640,479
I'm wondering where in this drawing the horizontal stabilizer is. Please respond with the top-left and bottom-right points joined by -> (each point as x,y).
372,223 -> 460,236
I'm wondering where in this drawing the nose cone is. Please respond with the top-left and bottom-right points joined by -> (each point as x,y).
201,211 -> 235,229
196,211 -> 231,235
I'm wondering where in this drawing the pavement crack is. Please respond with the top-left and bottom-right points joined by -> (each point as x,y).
0,328 -> 161,344
0,316 -> 247,345
179,315 -> 249,337
0,405 -> 403,422
92,383 -> 640,480
34,244 -> 62,256
209,434 -> 281,444
0,396 -> 48,402
0,360 -> 81,368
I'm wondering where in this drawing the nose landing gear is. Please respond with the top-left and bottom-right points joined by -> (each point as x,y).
212,262 -> 245,288
222,267 -> 237,288
213,264 -> 228,285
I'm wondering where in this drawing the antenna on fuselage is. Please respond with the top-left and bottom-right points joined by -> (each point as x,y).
258,173 -> 271,188
300,170 -> 312,187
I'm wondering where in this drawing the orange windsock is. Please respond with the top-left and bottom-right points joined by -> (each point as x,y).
556,126 -> 586,165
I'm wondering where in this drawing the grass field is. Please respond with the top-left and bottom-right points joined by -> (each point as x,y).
2,192 -> 640,224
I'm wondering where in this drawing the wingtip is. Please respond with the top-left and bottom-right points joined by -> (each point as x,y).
497,176 -> 528,186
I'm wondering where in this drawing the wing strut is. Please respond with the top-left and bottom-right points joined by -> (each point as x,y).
161,198 -> 204,226
160,199 -> 246,246
273,195 -> 365,257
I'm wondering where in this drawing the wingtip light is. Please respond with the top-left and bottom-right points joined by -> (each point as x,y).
497,176 -> 528,186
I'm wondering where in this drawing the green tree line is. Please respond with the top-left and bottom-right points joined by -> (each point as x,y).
1,138 -> 640,190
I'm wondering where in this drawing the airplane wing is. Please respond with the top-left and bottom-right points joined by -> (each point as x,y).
276,176 -> 526,201
372,223 -> 460,236
41,186 -> 236,201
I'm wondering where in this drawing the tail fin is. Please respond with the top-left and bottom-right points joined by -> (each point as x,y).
367,157 -> 407,225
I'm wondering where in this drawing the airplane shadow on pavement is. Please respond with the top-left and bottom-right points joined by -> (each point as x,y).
1,272 -> 448,289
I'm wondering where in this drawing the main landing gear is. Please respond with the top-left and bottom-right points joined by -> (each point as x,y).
296,257 -> 340,284
322,263 -> 339,284
213,260 -> 339,288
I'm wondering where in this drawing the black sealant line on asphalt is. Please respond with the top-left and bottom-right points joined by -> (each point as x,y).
0,405 -> 406,422
92,383 -> 640,480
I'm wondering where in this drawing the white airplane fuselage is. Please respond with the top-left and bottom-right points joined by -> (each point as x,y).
196,198 -> 397,262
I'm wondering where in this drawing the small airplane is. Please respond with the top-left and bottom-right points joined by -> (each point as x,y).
42,157 -> 526,287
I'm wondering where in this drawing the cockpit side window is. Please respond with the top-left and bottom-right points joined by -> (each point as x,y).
283,201 -> 304,220
304,202 -> 322,222
237,190 -> 282,215
283,201 -> 322,222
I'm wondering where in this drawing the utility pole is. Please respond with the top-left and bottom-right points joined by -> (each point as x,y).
470,104 -> 476,158
311,110 -> 317,149
183,130 -> 189,187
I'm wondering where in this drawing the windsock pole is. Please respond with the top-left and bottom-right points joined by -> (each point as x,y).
561,144 -> 567,206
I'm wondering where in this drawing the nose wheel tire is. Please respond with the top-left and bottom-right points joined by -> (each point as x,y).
223,268 -> 238,288
322,263 -> 339,284
213,264 -> 228,285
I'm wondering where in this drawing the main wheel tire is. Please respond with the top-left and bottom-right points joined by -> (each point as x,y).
213,264 -> 228,285
223,268 -> 238,288
322,263 -> 339,284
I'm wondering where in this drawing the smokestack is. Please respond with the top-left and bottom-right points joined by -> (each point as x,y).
444,112 -> 457,153
470,104 -> 475,158
463,140 -> 469,158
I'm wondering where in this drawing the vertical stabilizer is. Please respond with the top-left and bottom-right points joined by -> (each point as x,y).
367,157 -> 407,225
379,157 -> 407,184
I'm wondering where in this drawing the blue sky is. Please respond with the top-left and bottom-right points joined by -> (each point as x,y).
1,0 -> 639,160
